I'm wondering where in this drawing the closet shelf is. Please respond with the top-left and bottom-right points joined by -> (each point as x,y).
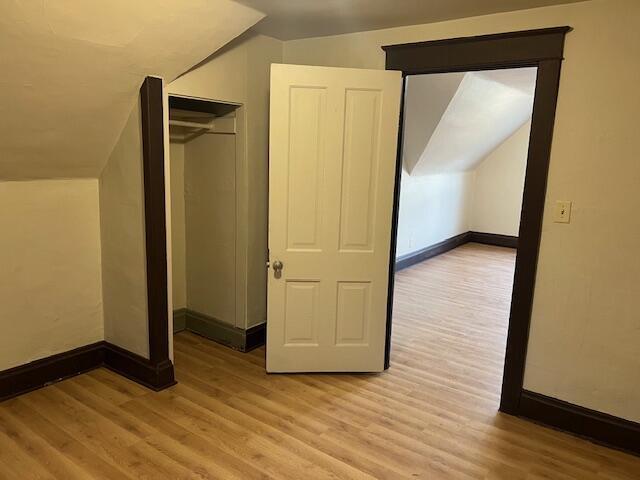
169,97 -> 238,143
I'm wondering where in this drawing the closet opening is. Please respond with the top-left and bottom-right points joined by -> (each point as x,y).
169,95 -> 263,355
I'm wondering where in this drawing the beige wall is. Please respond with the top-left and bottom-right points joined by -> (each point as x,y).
284,0 -> 640,421
169,32 -> 283,329
170,142 -> 187,310
99,100 -> 149,358
0,179 -> 103,370
396,121 -> 529,258
245,34 -> 283,329
396,172 -> 474,257
184,134 -> 237,325
472,121 -> 531,236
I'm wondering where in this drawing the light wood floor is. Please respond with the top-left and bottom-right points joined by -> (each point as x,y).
1,243 -> 639,479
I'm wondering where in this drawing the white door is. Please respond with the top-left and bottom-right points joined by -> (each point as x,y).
267,64 -> 402,372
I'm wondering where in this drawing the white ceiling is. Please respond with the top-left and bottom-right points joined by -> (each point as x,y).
235,0 -> 586,40
0,0 -> 263,180
404,68 -> 537,176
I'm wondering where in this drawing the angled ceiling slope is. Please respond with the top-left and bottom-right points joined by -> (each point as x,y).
0,0 -> 264,180
403,68 -> 537,176
235,0 -> 587,40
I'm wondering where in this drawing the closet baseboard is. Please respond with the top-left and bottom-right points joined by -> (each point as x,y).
0,341 -> 175,402
174,309 -> 266,352
173,308 -> 187,333
245,323 -> 266,352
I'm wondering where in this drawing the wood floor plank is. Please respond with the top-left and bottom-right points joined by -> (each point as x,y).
1,244 -> 638,479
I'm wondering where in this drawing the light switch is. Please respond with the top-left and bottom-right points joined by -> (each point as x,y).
554,200 -> 572,223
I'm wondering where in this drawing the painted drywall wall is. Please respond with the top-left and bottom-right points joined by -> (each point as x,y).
169,32 -> 283,329
396,122 -> 530,257
245,34 -> 284,329
184,134 -> 237,325
396,172 -> 474,258
284,0 -> 640,421
99,100 -> 149,358
0,179 -> 103,370
0,0 -> 263,180
472,121 -> 531,236
170,142 -> 187,310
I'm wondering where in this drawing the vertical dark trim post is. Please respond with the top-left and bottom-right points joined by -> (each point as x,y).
384,76 -> 407,369
500,59 -> 562,413
382,27 -> 570,410
140,76 -> 175,387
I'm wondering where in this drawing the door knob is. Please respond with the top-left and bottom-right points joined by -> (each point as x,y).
272,260 -> 283,278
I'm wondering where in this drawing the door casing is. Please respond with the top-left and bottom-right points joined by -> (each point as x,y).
381,27 -> 571,414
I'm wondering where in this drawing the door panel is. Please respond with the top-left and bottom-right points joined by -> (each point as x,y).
335,281 -> 371,346
339,89 -> 382,251
284,281 -> 320,346
286,87 -> 327,251
268,64 -> 401,372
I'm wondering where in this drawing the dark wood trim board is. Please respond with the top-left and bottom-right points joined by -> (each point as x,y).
0,342 -> 105,402
395,231 -> 518,272
380,27 -> 623,447
0,341 -> 175,402
395,232 -> 471,271
140,76 -> 175,392
519,391 -> 640,456
383,27 -> 571,74
499,58 -> 565,414
384,75 -> 407,369
103,342 -> 176,392
245,323 -> 267,352
469,231 -> 518,249
140,76 -> 171,367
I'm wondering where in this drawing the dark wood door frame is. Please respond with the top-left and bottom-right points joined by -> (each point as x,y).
139,76 -> 175,387
382,27 -> 571,414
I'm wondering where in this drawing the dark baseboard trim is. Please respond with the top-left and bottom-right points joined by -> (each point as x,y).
395,232 -> 470,271
395,231 -> 518,271
469,231 -> 518,248
519,390 -> 640,456
175,309 -> 266,352
173,308 -> 187,333
245,323 -> 266,352
0,342 -> 105,402
0,341 -> 175,402
103,342 -> 176,391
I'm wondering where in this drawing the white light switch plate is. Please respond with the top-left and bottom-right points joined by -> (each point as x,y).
554,200 -> 572,223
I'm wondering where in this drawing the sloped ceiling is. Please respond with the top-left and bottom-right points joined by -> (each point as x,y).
403,68 -> 537,176
235,0 -> 587,40
0,0 -> 264,180
402,72 -> 466,174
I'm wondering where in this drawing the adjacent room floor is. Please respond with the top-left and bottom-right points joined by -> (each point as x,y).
1,243 -> 638,479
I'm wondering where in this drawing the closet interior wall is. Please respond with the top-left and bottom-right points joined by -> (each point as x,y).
169,99 -> 256,350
